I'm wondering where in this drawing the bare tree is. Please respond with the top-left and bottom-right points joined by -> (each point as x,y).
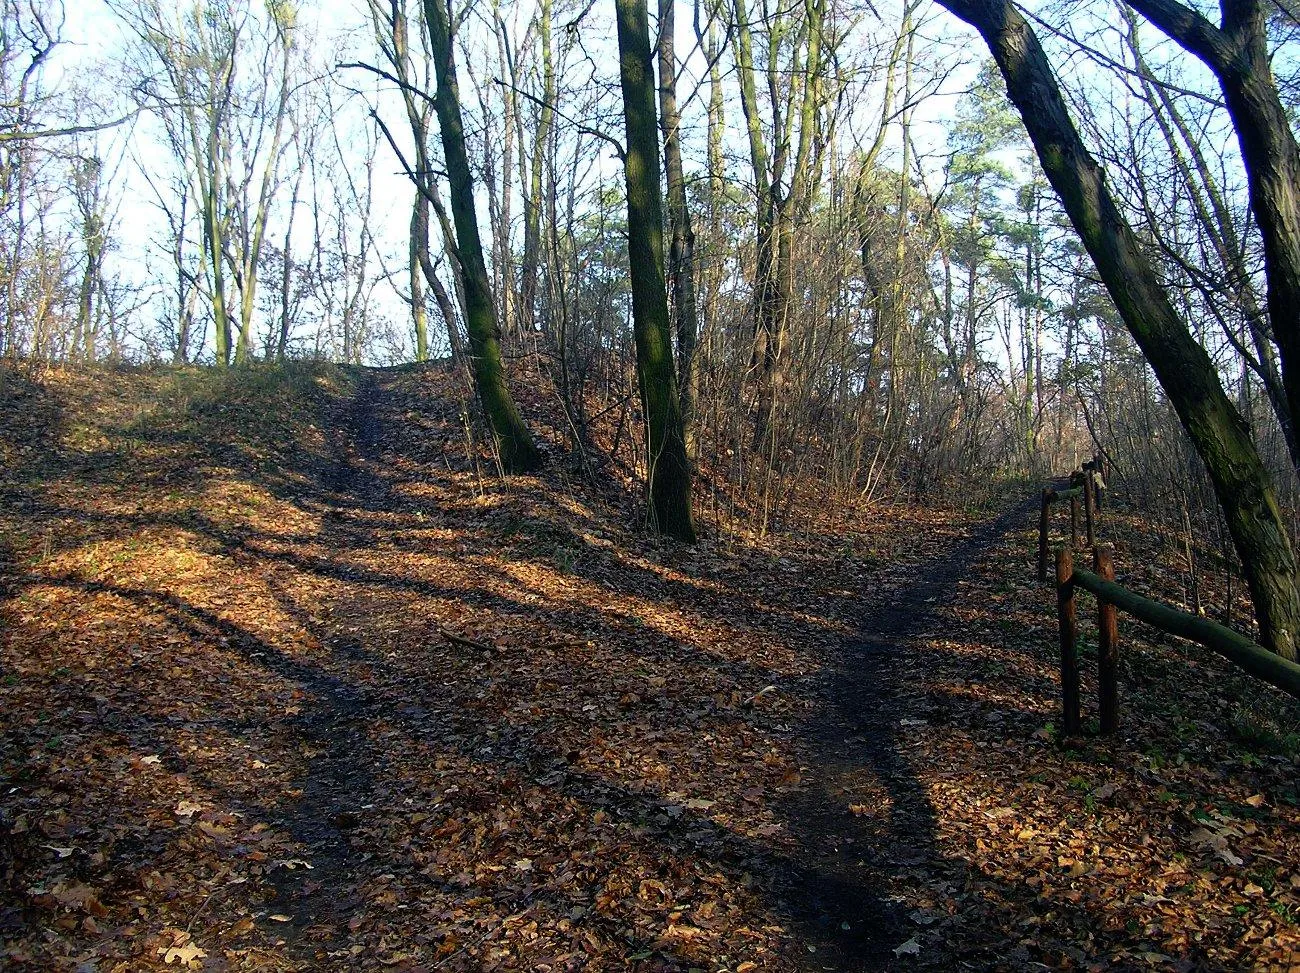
422,0 -> 541,472
111,0 -> 301,366
613,0 -> 696,541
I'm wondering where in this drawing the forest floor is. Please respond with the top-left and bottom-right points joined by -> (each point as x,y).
2,361 -> 1299,972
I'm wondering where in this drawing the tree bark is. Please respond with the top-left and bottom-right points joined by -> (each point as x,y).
935,0 -> 1300,660
729,0 -> 826,447
409,197 -> 429,361
1125,0 -> 1300,471
520,0 -> 554,336
423,0 -> 541,473
657,0 -> 700,456
613,0 -> 696,542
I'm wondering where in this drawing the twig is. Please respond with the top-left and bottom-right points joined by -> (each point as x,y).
438,627 -> 494,652
742,685 -> 777,708
0,105 -> 146,143
491,77 -> 624,159
338,61 -> 436,107
186,877 -> 247,934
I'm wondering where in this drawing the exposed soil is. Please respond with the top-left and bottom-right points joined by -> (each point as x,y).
779,499 -> 1039,971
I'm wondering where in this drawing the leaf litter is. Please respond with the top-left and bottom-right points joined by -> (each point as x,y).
0,362 -> 1297,971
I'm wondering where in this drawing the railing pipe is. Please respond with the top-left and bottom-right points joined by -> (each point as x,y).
1071,567 -> 1300,700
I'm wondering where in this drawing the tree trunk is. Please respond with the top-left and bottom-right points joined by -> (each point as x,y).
1122,3 -> 1300,469
613,0 -> 696,542
427,257 -> 463,362
657,0 -> 699,457
409,197 -> 429,361
1125,0 -> 1300,468
423,0 -> 541,473
520,0 -> 554,336
935,0 -> 1300,660
729,0 -> 776,442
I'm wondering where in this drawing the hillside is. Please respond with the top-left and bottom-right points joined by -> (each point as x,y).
1,363 -> 1298,971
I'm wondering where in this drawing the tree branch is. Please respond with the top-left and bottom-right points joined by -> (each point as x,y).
491,76 -> 624,158
1123,0 -> 1232,67
0,106 -> 146,144
338,60 -> 438,107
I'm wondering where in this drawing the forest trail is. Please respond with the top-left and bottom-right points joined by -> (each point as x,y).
269,371 -> 1036,970
4,364 -> 1299,972
779,498 -> 1038,969
231,369 -> 1041,970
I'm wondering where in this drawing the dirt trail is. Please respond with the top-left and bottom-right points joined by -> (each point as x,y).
262,371 -> 1043,969
2,364 -> 1055,970
8,365 -> 1299,970
780,500 -> 1036,970
244,372 -> 1035,968
257,372 -> 412,951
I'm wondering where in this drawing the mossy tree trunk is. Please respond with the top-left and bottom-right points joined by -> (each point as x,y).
613,0 -> 697,543
936,0 -> 1300,660
422,0 -> 541,473
1125,0 -> 1300,474
656,0 -> 699,457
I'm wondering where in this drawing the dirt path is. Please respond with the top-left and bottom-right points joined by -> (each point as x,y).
251,372 -> 1044,969
256,372 -> 415,953
219,371 -> 1029,969
0,365 -> 1046,969
778,500 -> 1037,970
7,365 -> 1299,971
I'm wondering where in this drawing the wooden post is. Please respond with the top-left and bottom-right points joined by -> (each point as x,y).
1094,544 -> 1119,734
1039,487 -> 1054,584
1084,472 -> 1096,547
1070,493 -> 1080,548
1056,546 -> 1081,736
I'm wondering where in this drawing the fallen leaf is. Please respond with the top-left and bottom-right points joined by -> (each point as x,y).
161,943 -> 207,966
894,937 -> 922,956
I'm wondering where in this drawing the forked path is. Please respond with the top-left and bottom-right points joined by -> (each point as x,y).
7,366 -> 1296,970
780,499 -> 1036,970
260,371 -> 1038,969
271,369 -> 1034,967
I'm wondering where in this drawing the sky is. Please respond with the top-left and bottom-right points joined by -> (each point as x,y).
40,0 -> 1059,364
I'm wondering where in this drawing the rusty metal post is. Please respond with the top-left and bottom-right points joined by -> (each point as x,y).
1095,544 -> 1120,734
1056,546 -> 1080,736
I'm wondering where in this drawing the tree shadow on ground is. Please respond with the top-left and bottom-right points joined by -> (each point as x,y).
1,370 -> 1271,970
13,568 -> 895,967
